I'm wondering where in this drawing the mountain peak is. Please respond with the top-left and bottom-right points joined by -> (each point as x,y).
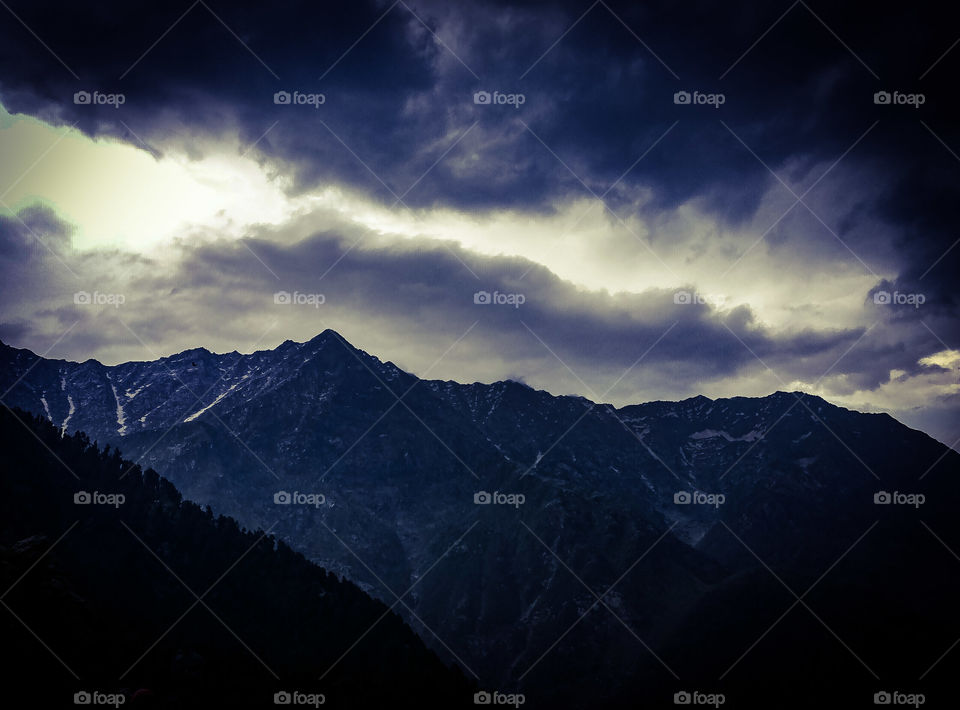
768,390 -> 830,406
167,346 -> 211,359
305,328 -> 348,349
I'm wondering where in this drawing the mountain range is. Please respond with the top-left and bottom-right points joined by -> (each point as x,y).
2,331 -> 959,708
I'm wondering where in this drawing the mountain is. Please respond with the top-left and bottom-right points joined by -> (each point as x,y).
2,332 -> 959,708
0,406 -> 473,708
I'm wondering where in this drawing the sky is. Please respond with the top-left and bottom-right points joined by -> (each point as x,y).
0,0 -> 958,448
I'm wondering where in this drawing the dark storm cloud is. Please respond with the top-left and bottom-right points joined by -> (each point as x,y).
0,204 -> 79,309
0,1 -> 952,207
2,0 -> 957,313
0,203 -> 73,255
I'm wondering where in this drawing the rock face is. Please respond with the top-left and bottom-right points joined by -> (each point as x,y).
2,332 -> 959,708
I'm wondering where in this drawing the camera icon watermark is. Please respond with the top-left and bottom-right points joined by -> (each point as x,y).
473,90 -> 525,108
673,690 -> 725,706
74,690 -> 125,707
274,291 -> 325,308
673,90 -> 725,108
74,491 -> 126,508
873,491 -> 925,508
474,491 -> 525,508
873,290 -> 925,308
273,90 -> 325,108
873,91 -> 925,108
473,290 -> 525,308
274,490 -> 326,508
474,690 -> 525,706
273,690 -> 325,706
73,91 -> 126,108
74,291 -> 125,308
873,690 -> 925,707
674,491 -> 725,508
673,290 -> 725,306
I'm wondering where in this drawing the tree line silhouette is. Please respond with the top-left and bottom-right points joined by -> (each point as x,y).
0,407 -> 473,708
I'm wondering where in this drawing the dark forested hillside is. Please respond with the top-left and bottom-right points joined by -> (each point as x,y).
0,407 -> 473,708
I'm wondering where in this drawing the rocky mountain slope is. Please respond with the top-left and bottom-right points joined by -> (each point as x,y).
2,332 -> 958,708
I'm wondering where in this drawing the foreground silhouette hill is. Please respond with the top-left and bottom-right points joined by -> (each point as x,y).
0,407 -> 473,709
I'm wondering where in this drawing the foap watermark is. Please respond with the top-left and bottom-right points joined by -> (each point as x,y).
274,291 -> 325,308
474,690 -> 525,707
273,690 -> 325,706
73,91 -> 125,108
474,491 -> 525,509
674,690 -> 725,707
274,90 -> 326,108
674,90 -> 725,108
874,491 -> 925,508
474,290 -> 525,308
274,491 -> 326,508
74,691 -> 125,707
873,91 -> 925,108
674,290 -> 725,307
74,491 -> 125,508
474,90 -> 525,108
674,490 -> 725,508
74,291 -> 125,308
873,690 -> 925,707
874,290 -> 925,308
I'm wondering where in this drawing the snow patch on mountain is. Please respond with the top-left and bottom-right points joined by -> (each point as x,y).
635,427 -> 677,479
184,383 -> 238,422
61,395 -> 75,435
109,381 -> 127,436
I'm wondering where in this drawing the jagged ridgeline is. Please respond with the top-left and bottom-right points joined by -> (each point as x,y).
0,407 -> 474,709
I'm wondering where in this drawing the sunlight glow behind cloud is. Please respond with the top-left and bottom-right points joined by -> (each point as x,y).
0,105 -> 298,250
